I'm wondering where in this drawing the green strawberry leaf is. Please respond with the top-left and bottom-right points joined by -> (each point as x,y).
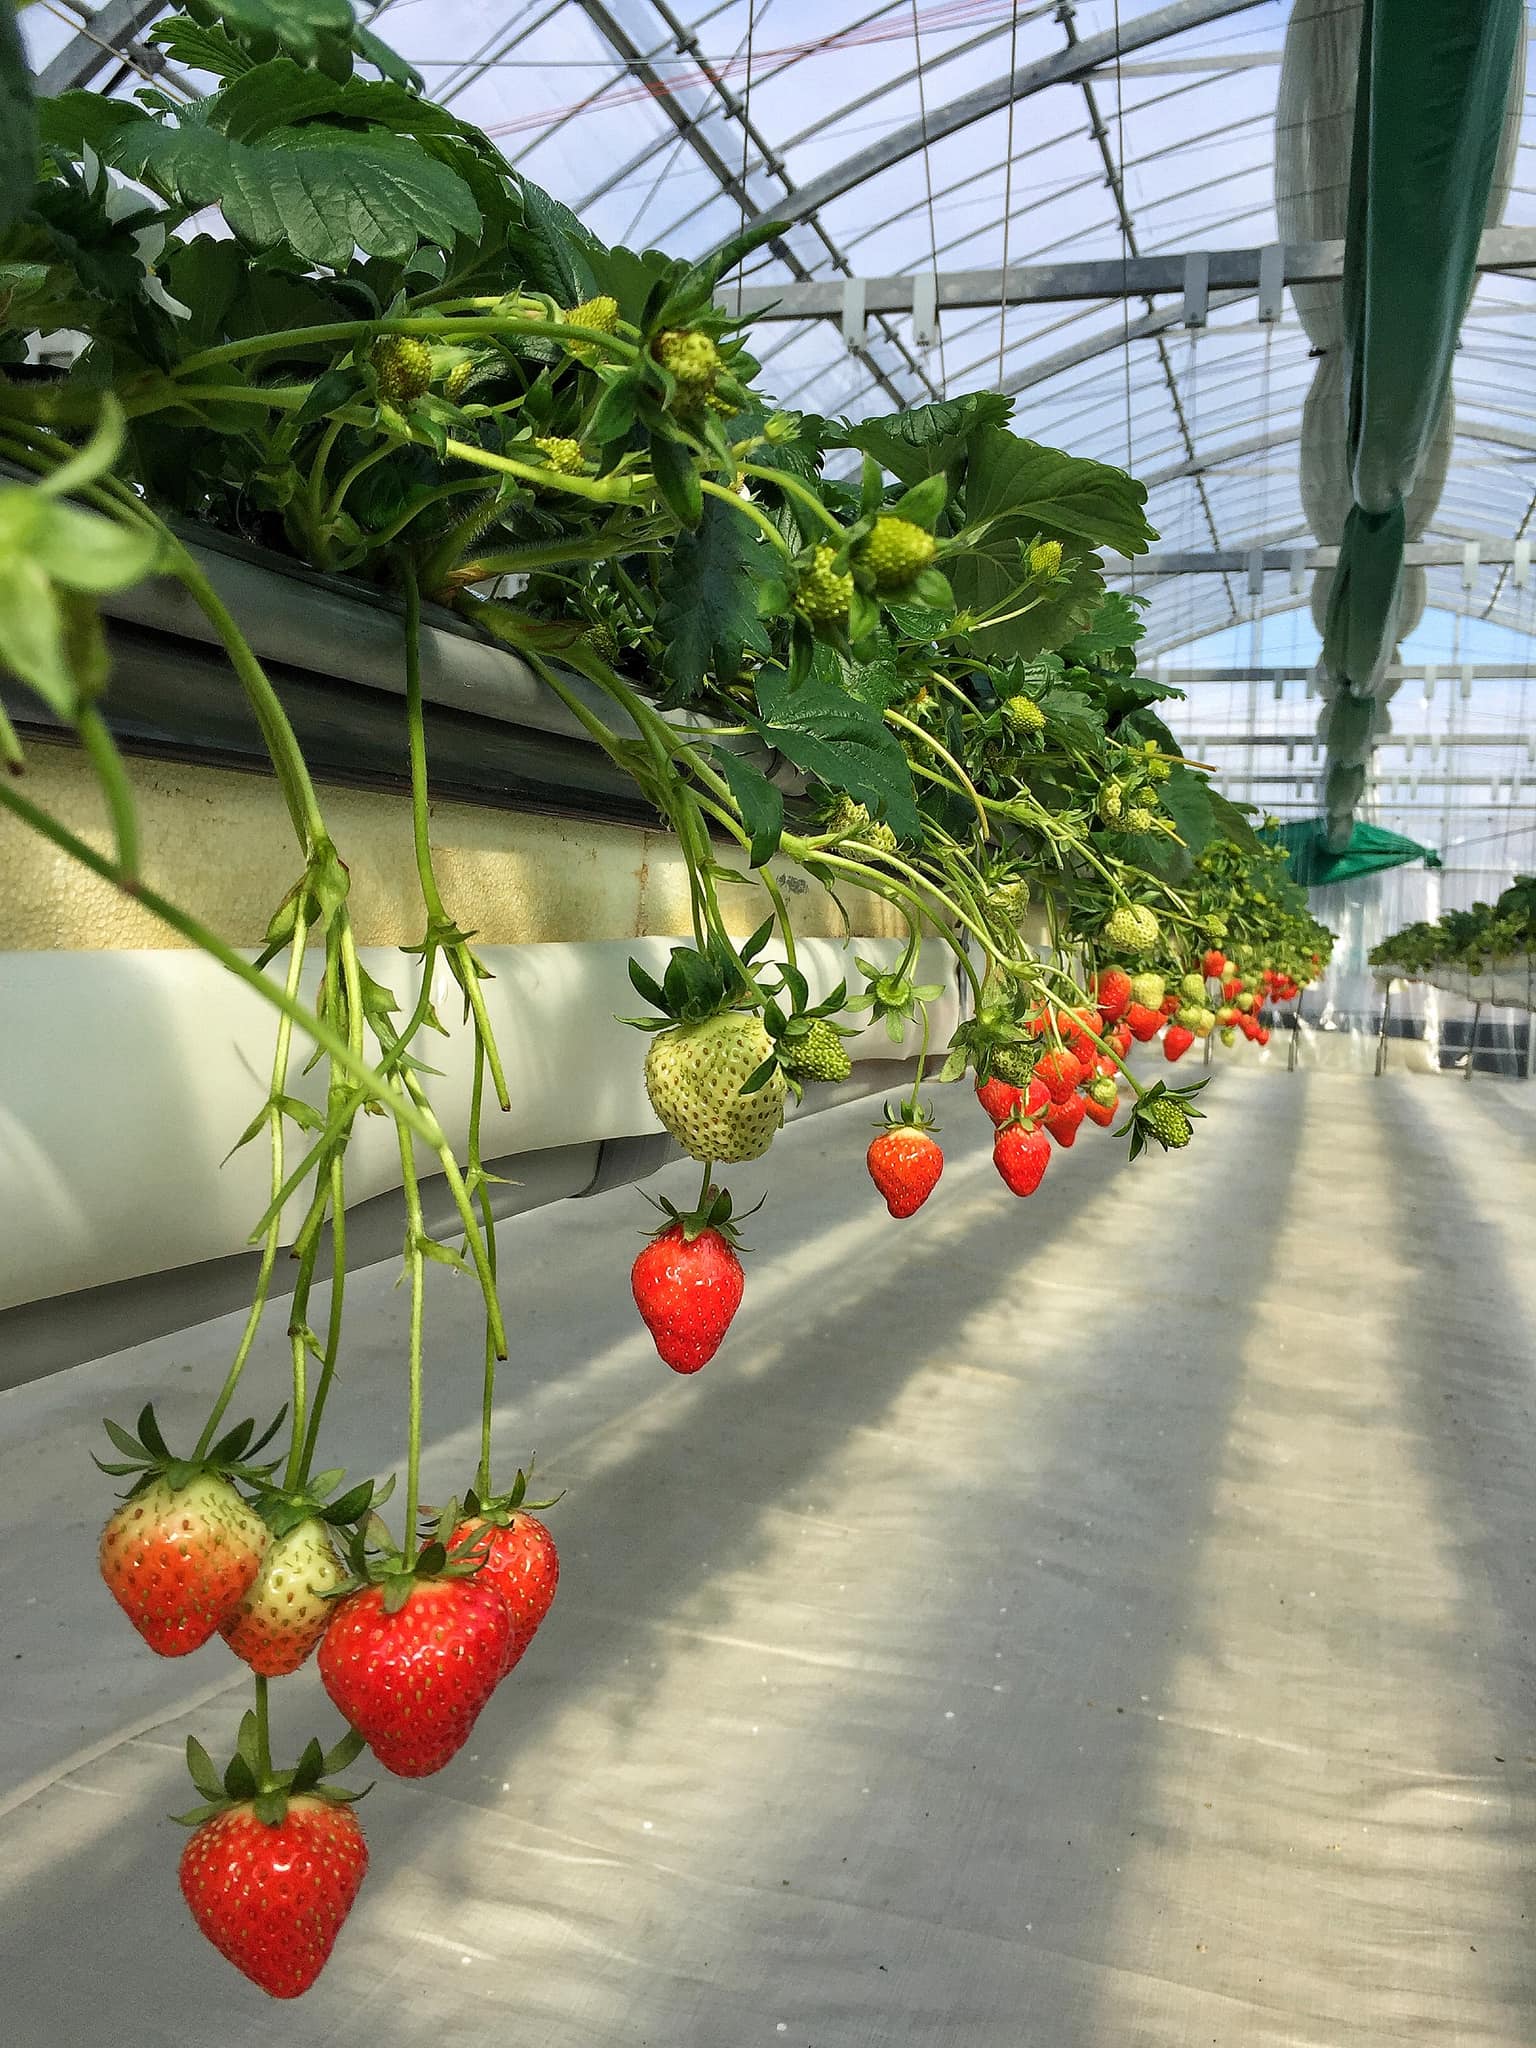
963,428 -> 1154,556
754,668 -> 920,842
655,496 -> 773,703
710,746 -> 783,867
829,394 -> 1014,487
111,122 -> 480,270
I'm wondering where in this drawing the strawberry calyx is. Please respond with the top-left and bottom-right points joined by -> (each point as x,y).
174,1720 -> 368,1830
94,1401 -> 286,1501
248,1468 -> 393,1544
873,1097 -> 939,1135
430,1457 -> 563,1542
640,1183 -> 753,1249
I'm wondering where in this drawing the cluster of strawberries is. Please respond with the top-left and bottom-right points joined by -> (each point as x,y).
97,1415 -> 559,1998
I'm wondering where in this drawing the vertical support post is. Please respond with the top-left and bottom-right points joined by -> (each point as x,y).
1182,252 -> 1210,328
1465,999 -> 1481,1082
911,272 -> 939,350
1257,243 -> 1284,323
1375,983 -> 1392,1076
841,276 -> 867,347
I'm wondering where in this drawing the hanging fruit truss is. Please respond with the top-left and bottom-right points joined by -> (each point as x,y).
0,3 -> 1333,2001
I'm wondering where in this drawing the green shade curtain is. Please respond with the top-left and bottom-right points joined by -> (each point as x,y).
1268,819 -> 1438,888
1318,0 -> 1522,851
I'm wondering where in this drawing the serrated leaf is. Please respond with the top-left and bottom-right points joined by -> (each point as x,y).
963,428 -> 1154,557
829,393 -> 1013,486
1060,588 -> 1146,661
710,747 -> 783,868
197,0 -> 354,61
649,431 -> 702,528
112,123 -> 479,270
754,669 -> 920,843
655,496 -> 772,703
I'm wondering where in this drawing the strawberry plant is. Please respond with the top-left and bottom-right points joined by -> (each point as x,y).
0,4 -> 1340,1995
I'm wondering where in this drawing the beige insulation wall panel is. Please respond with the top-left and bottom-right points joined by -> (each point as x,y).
0,743 -> 907,950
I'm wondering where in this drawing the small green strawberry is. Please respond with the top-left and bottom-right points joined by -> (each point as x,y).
1001,694 -> 1045,738
1129,972 -> 1166,1010
534,436 -> 584,474
855,515 -> 937,591
563,295 -> 620,363
781,1016 -> 852,1082
655,328 -> 721,398
824,793 -> 896,852
1096,781 -> 1124,823
1027,538 -> 1064,578
1124,806 -> 1156,833
797,544 -> 855,625
370,335 -> 432,403
1119,1080 -> 1208,1159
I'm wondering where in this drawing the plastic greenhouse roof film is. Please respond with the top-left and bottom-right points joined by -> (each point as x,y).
23,0 -> 1536,870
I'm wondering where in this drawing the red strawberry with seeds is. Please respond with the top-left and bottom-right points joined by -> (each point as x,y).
96,1406 -> 275,1658
1044,1092 -> 1086,1148
1034,1049 -> 1083,1102
318,1573 -> 512,1777
181,1794 -> 367,1999
631,1187 -> 745,1372
1124,1002 -> 1162,1043
1202,950 -> 1226,980
867,1104 -> 944,1218
451,1506 -> 559,1677
975,1073 -> 1023,1125
993,1114 -> 1051,1196
1163,1024 -> 1195,1062
1082,1089 -> 1118,1128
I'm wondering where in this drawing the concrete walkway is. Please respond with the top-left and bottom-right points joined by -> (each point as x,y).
2,1071 -> 1533,2046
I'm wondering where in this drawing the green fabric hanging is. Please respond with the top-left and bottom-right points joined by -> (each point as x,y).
1267,819 -> 1438,888
1319,0 -> 1521,851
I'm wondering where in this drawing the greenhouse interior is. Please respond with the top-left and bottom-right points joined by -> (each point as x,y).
3,0 -> 1535,2040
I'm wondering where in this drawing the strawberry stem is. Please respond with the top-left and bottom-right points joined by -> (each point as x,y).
196,909 -> 309,1460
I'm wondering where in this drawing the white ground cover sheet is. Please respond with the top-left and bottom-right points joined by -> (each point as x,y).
2,1071 -> 1534,2046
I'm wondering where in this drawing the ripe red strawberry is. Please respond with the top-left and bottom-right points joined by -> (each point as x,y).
219,1517 -> 344,1677
318,1576 -> 512,1777
1044,1092 -> 1086,1148
1202,950 -> 1226,980
1160,991 -> 1181,1015
975,1073 -> 1023,1125
450,1510 -> 559,1677
993,1115 -> 1051,1196
101,1472 -> 266,1658
180,1796 -> 366,1999
1082,1089 -> 1118,1129
1034,1048 -> 1083,1102
1222,978 -> 1243,1001
867,1111 -> 944,1218
1124,1002 -> 1162,1043
1108,1022 -> 1133,1057
630,1188 -> 745,1372
1067,1030 -> 1099,1072
1257,1025 -> 1271,1045
1163,1024 -> 1195,1062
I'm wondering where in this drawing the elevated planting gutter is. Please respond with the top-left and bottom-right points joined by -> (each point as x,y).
0,532 -> 964,1387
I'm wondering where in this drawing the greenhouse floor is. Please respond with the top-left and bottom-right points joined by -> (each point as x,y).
3,1070 -> 1535,2047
